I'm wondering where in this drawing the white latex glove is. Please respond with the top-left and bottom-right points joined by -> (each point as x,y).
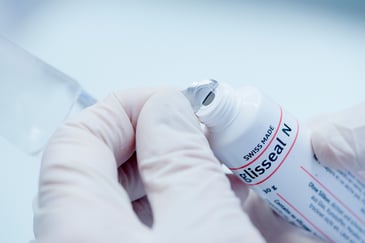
311,103 -> 365,173
33,89 -> 264,243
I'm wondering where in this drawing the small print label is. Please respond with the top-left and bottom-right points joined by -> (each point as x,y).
225,105 -> 365,242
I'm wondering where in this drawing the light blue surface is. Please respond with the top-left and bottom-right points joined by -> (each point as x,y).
1,1 -> 365,242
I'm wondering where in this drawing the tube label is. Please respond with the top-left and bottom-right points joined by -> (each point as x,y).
235,107 -> 300,185
227,105 -> 365,242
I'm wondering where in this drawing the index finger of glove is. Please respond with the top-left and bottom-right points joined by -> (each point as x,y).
136,90 -> 263,241
35,88 -> 158,241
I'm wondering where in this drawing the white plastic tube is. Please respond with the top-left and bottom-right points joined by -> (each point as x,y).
0,37 -> 96,155
183,80 -> 365,242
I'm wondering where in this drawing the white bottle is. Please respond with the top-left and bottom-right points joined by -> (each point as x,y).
183,80 -> 365,243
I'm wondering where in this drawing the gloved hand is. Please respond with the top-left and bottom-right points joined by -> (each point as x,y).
311,103 -> 365,173
32,89 -> 264,243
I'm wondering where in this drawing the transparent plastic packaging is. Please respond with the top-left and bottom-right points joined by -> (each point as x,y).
0,37 -> 96,155
183,80 -> 365,242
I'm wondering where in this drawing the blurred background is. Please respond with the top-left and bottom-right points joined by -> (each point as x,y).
0,1 -> 364,242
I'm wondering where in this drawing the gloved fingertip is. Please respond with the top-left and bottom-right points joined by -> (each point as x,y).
137,88 -> 204,139
311,122 -> 356,170
149,89 -> 200,119
136,88 -> 216,173
136,88 -> 240,213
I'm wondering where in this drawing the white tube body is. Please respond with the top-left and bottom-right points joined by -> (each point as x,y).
197,83 -> 365,242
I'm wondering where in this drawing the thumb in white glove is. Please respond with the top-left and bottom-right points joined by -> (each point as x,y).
33,88 -> 264,243
136,90 -> 264,242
